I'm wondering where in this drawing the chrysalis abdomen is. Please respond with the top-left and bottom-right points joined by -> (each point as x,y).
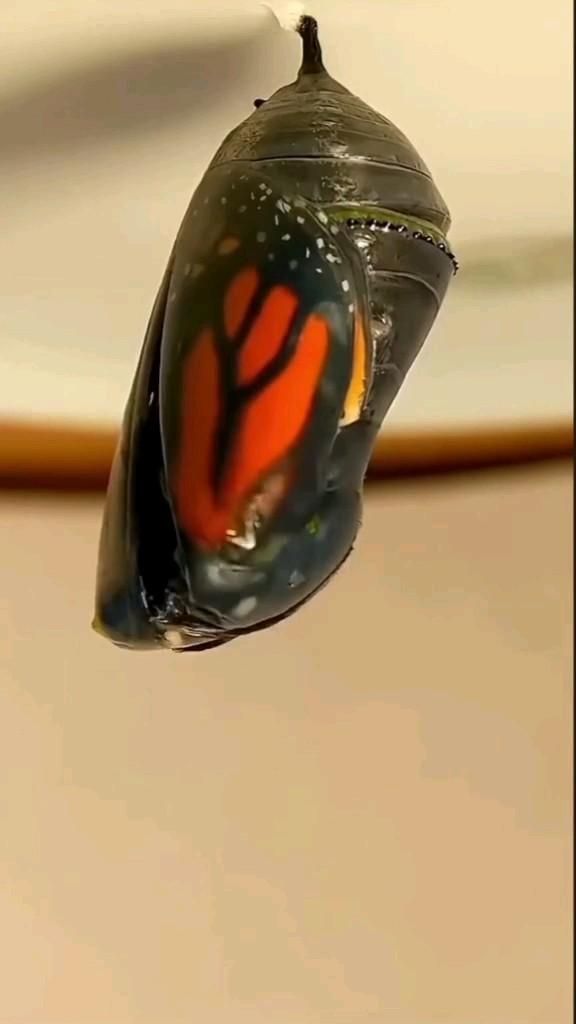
94,16 -> 456,652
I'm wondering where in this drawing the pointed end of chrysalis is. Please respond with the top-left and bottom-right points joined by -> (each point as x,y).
296,15 -> 325,75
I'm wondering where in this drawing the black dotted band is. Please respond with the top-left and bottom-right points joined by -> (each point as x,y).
346,217 -> 459,274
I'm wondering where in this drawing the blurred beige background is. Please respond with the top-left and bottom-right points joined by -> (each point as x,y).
0,1 -> 573,1021
0,0 -> 572,431
0,465 -> 572,1023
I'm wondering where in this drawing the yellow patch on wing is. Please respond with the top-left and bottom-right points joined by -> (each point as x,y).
341,312 -> 370,426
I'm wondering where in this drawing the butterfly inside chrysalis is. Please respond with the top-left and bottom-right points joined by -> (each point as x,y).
93,15 -> 457,652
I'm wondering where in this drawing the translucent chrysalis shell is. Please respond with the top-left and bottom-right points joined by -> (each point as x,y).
94,17 -> 456,651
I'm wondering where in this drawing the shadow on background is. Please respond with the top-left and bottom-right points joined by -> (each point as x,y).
0,26 -> 283,166
457,235 -> 573,289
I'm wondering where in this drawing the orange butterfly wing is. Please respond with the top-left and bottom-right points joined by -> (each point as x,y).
174,270 -> 330,549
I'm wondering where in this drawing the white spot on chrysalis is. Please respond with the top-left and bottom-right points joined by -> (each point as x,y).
289,259 -> 298,270
305,247 -> 311,258
348,303 -> 354,313
342,280 -> 350,292
257,231 -> 267,243
164,629 -> 185,648
315,267 -> 323,274
259,183 -> 267,190
239,205 -> 247,213
205,563 -> 227,587
220,196 -> 227,205
277,199 -> 291,214
316,238 -> 325,249
233,596 -> 258,619
274,215 -> 280,226
281,234 -> 291,241
289,568 -> 305,587
318,210 -> 328,224
296,216 -> 305,224
268,253 -> 275,261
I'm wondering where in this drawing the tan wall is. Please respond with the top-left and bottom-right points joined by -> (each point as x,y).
0,0 -> 572,429
1,9 -> 572,1017
0,467 -> 572,1022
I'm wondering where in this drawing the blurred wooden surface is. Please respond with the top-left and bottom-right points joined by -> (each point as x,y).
0,418 -> 572,490
0,464 -> 571,1023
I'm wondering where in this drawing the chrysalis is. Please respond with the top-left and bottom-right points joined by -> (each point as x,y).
94,16 -> 456,652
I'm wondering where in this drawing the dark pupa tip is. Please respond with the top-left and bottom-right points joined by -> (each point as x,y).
297,15 -> 325,75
